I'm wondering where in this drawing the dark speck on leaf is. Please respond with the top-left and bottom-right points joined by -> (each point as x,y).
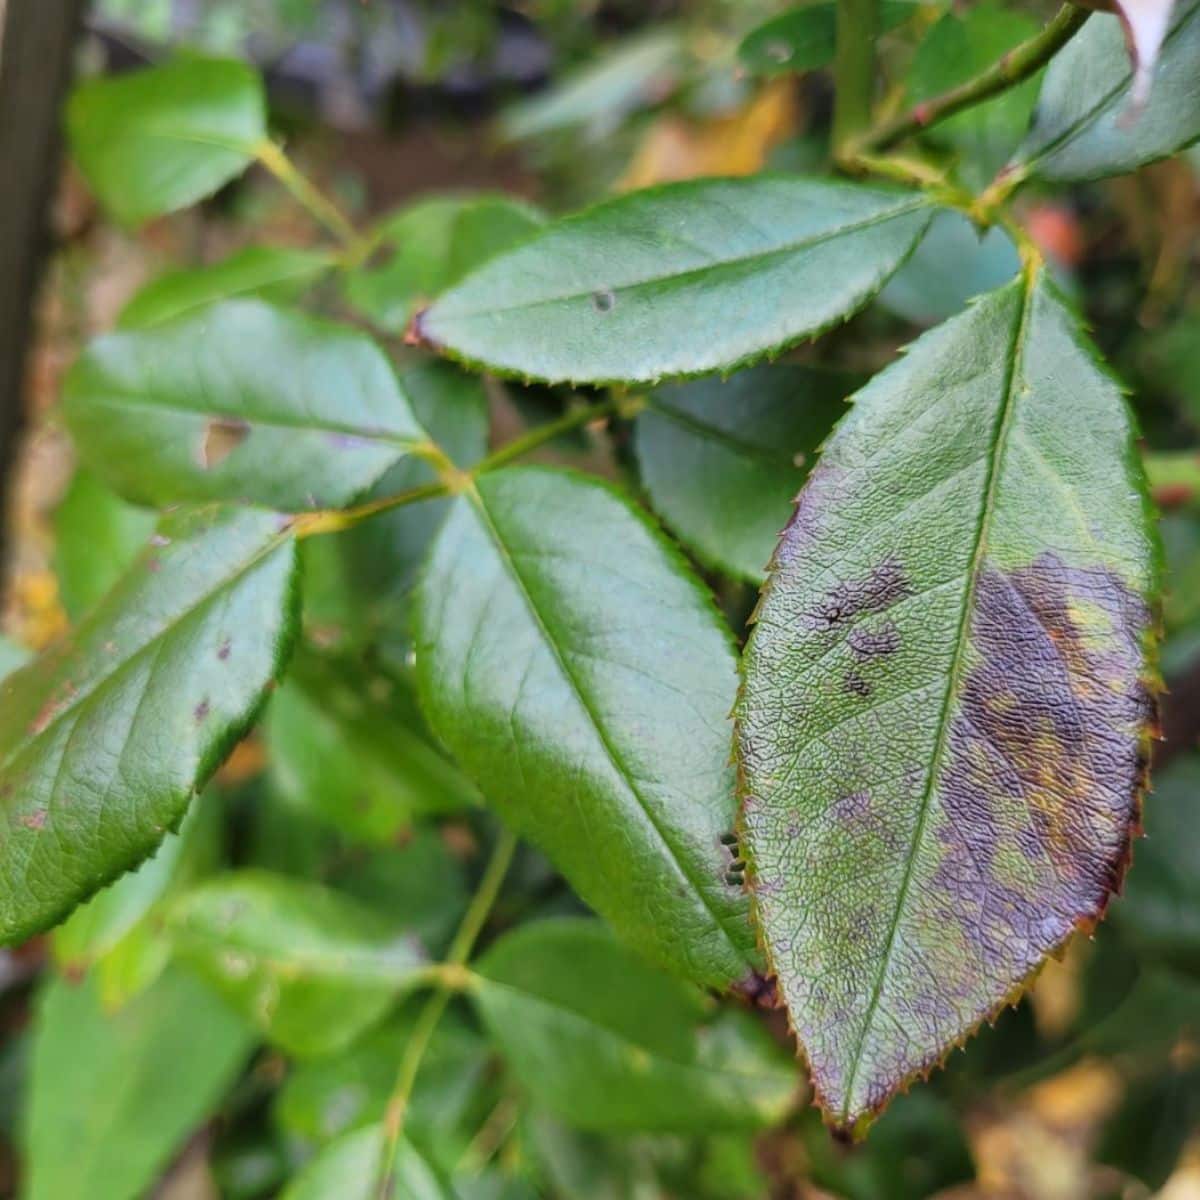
811,556 -> 911,630
217,639 -> 232,661
844,671 -> 871,697
194,699 -> 210,722
848,622 -> 902,660
592,289 -> 616,313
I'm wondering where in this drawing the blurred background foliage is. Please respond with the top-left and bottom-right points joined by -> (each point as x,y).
1,0 -> 1199,1197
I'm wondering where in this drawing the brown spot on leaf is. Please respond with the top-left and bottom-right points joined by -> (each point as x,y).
810,556 -> 911,630
194,699 -> 210,722
199,418 -> 250,469
217,639 -> 232,661
21,809 -> 47,831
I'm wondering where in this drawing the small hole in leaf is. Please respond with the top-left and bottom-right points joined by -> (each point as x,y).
764,40 -> 792,64
592,289 -> 616,313
199,418 -> 250,469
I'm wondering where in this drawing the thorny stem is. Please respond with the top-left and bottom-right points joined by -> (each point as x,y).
375,829 -> 518,1198
294,395 -> 628,538
852,4 -> 1089,156
255,139 -> 367,261
832,0 -> 879,163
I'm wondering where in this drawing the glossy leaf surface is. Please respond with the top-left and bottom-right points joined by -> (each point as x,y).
119,246 -> 333,329
737,271 -> 1158,1132
64,300 -> 429,511
635,366 -> 849,582
417,179 -> 932,384
169,870 -> 427,1056
471,919 -> 796,1131
414,467 -> 756,988
24,966 -> 253,1200
1017,0 -> 1200,181
0,507 -> 298,945
67,56 -> 266,226
346,195 -> 545,333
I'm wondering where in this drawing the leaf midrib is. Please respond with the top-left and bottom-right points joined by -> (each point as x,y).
836,273 -> 1036,1123
432,197 -> 928,323
644,397 -> 801,471
465,485 -> 750,978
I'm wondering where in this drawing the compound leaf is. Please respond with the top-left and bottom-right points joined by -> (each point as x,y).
169,869 -> 428,1056
470,919 -> 797,1132
68,56 -> 266,227
414,466 -> 757,988
1016,0 -> 1200,181
0,506 -> 299,945
416,178 -> 932,384
634,365 -> 849,583
736,270 -> 1159,1133
23,965 -> 254,1200
64,300 -> 430,512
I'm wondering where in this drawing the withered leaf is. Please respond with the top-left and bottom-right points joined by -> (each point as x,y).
736,268 -> 1159,1134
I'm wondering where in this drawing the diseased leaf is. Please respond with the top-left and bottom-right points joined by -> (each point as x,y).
267,651 -> 477,845
345,195 -> 545,333
0,507 -> 298,945
1017,0 -> 1200,181
416,179 -> 933,384
119,246 -> 334,329
64,300 -> 430,512
739,3 -> 915,76
67,56 -> 266,227
634,365 -> 849,583
23,966 -> 254,1200
169,870 -> 428,1056
1112,754 -> 1200,973
470,919 -> 797,1132
53,469 -> 157,622
413,466 -> 757,988
736,270 -> 1159,1132
282,1124 -> 455,1200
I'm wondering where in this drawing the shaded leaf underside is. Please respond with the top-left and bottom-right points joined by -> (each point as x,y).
737,270 -> 1158,1131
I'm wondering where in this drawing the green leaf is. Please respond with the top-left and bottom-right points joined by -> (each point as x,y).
345,195 -> 546,333
300,362 -> 489,668
470,919 -> 796,1132
67,55 -> 267,227
414,466 -> 756,988
53,469 -> 157,622
119,246 -> 334,329
1113,754 -> 1200,973
275,1004 -> 492,1155
909,2 -> 1040,177
416,179 -> 933,384
0,506 -> 298,945
267,652 -> 478,845
53,796 -> 220,1004
499,30 -> 685,142
634,365 -> 849,583
878,210 -> 1020,327
64,300 -> 430,512
168,869 -> 428,1056
0,636 -> 30,681
736,270 -> 1159,1133
282,1124 -> 456,1200
739,3 -> 915,77
23,966 -> 254,1200
1017,0 -> 1200,182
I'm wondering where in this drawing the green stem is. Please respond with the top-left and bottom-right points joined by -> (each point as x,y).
255,139 -> 366,259
855,4 -> 1088,155
375,830 -> 517,1197
297,395 -> 626,537
833,0 -> 879,164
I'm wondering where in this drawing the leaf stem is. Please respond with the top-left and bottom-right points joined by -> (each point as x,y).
853,4 -> 1089,155
255,139 -> 367,260
375,829 -> 517,1197
832,0 -> 879,163
297,395 -> 627,536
